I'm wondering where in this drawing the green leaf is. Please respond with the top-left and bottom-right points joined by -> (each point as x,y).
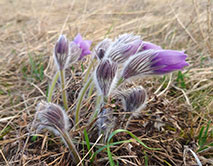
144,151 -> 148,166
84,129 -> 92,158
90,140 -> 132,163
177,71 -> 186,89
81,64 -> 84,72
198,126 -> 205,146
107,142 -> 115,166
106,129 -> 159,165
107,129 -> 158,151
31,135 -> 37,142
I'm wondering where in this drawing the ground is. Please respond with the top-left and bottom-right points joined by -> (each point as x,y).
0,0 -> 212,165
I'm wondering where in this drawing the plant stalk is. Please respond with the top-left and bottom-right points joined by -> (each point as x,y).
89,95 -> 102,123
60,69 -> 68,111
58,129 -> 82,165
47,71 -> 60,102
83,58 -> 96,83
75,77 -> 93,128
87,83 -> 95,98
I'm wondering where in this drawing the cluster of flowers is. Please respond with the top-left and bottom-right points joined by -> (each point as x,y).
33,33 -> 188,164
93,33 -> 188,139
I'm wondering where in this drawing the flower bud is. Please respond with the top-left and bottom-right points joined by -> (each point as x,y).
54,35 -> 70,70
34,101 -> 71,135
94,59 -> 118,97
115,86 -> 147,115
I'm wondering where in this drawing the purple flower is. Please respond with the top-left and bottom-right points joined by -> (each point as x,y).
151,50 -> 189,74
142,41 -> 162,50
34,101 -> 82,165
106,34 -> 162,64
54,35 -> 70,70
121,50 -> 189,80
94,59 -> 118,97
73,34 -> 92,60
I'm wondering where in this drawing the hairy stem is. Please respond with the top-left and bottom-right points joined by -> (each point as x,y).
87,83 -> 95,98
60,70 -> 68,111
75,77 -> 93,128
58,129 -> 82,165
89,95 -> 103,123
47,71 -> 60,102
83,58 -> 96,83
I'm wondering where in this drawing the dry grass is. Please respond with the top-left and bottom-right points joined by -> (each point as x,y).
0,0 -> 213,165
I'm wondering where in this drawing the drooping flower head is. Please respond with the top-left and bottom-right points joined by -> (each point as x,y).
33,101 -> 82,165
73,33 -> 92,60
54,35 -> 70,70
115,86 -> 147,115
94,38 -> 112,60
121,50 -> 189,80
34,101 -> 71,135
94,59 -> 118,97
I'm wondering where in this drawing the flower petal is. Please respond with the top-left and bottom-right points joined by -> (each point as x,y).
142,41 -> 162,50
73,33 -> 83,44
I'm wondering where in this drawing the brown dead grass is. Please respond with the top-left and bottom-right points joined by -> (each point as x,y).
0,0 -> 213,165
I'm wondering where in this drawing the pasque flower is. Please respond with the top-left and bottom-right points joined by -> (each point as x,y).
121,50 -> 189,80
94,59 -> 118,97
54,35 -> 70,70
73,33 -> 92,60
34,101 -> 71,134
34,101 -> 82,165
150,50 -> 189,74
54,34 -> 92,69
105,34 -> 163,64
115,86 -> 147,115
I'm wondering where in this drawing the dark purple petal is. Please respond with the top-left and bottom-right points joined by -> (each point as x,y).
54,35 -> 70,70
55,35 -> 69,55
142,41 -> 162,50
